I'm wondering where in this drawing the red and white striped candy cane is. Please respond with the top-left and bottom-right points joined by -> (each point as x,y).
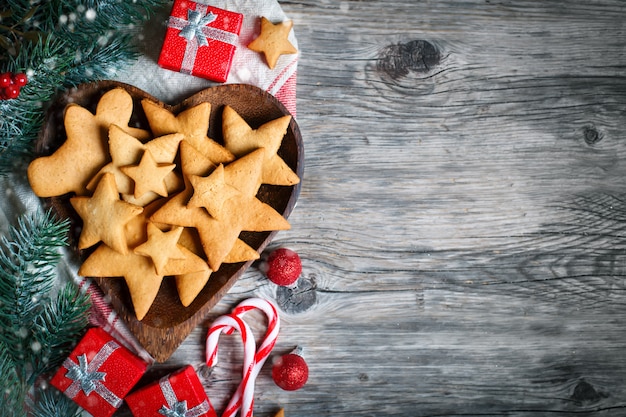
222,298 -> 280,417
205,314 -> 256,416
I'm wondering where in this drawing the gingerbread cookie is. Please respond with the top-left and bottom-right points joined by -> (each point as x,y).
151,144 -> 289,271
28,88 -> 149,197
222,105 -> 299,186
247,17 -> 297,69
141,99 -> 234,164
70,172 -> 143,255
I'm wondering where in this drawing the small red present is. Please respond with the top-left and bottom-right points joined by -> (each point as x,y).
126,365 -> 216,417
50,327 -> 148,417
158,0 -> 243,83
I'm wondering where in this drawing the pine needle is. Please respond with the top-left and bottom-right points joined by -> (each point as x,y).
27,388 -> 82,417
0,341 -> 25,416
0,210 -> 69,373
29,282 -> 91,382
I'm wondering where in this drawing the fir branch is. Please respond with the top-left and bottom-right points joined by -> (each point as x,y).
0,340 -> 26,417
28,282 -> 91,383
27,388 -> 81,417
0,210 -> 92,414
10,37 -> 73,101
0,210 -> 69,372
0,37 -> 70,174
62,33 -> 139,84
54,1 -> 158,45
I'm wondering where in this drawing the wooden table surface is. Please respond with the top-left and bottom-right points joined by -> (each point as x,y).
68,0 -> 626,415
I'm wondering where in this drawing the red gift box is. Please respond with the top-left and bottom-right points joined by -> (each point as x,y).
50,327 -> 148,417
158,0 -> 243,83
126,365 -> 216,417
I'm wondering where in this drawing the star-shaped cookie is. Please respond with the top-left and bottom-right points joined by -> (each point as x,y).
222,105 -> 299,186
79,204 -> 209,320
141,99 -> 234,165
121,149 -> 176,199
134,223 -> 186,275
28,87 -> 150,197
188,164 -> 242,219
79,242 -> 208,320
151,144 -> 290,271
247,17 -> 297,69
70,172 -> 143,255
87,124 -> 183,204
174,226 -> 260,306
79,245 -> 165,321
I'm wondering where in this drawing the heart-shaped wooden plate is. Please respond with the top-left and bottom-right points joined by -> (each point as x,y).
37,80 -> 303,362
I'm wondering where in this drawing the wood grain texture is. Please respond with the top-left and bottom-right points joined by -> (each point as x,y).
112,0 -> 626,415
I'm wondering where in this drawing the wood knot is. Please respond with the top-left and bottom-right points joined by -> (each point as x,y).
275,274 -> 317,314
583,125 -> 603,145
377,40 -> 440,79
570,379 -> 607,405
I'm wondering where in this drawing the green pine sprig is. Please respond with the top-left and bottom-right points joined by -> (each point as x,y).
29,282 -> 92,383
0,210 -> 91,416
26,389 -> 82,417
0,341 -> 24,413
0,209 -> 68,332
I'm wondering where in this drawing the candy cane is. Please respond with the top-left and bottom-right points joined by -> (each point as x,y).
222,298 -> 280,417
205,314 -> 256,416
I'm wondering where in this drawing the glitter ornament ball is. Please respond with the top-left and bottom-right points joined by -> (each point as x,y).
272,348 -> 309,391
260,247 -> 302,286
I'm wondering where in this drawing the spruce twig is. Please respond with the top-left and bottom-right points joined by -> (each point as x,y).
0,210 -> 69,377
29,282 -> 91,384
0,210 -> 92,415
26,388 -> 82,417
0,340 -> 25,415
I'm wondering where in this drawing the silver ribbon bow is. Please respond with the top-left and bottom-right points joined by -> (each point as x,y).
167,4 -> 238,74
63,340 -> 123,408
158,376 -> 211,417
65,354 -> 106,395
178,10 -> 217,47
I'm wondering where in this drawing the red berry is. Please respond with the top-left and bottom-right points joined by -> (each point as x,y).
4,85 -> 20,99
0,72 -> 11,88
260,247 -> 302,286
12,73 -> 27,87
272,349 -> 309,391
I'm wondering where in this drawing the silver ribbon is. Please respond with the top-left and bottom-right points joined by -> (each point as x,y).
179,10 -> 217,47
158,375 -> 211,417
63,340 -> 123,408
167,4 -> 239,74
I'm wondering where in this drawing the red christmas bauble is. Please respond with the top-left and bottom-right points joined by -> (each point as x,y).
260,247 -> 302,287
272,351 -> 309,391
4,84 -> 20,99
12,73 -> 28,87
0,72 -> 11,88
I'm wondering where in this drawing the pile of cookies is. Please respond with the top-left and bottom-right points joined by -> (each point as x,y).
28,87 -> 299,320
